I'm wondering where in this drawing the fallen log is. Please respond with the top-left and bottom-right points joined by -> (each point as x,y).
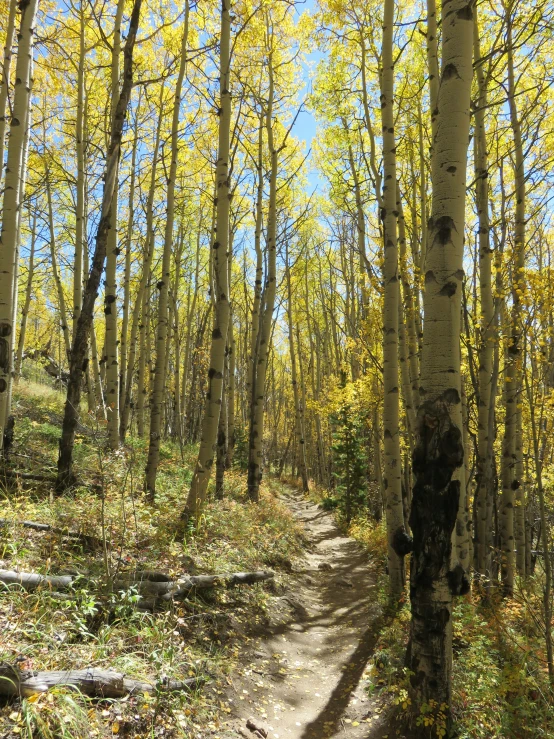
0,663 -> 203,698
0,569 -> 75,591
0,568 -> 274,605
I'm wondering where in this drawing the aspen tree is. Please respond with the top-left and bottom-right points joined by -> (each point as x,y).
285,241 -> 309,495
473,7 -> 495,579
145,3 -> 189,497
0,0 -> 17,181
407,0 -> 473,720
380,0 -> 408,599
57,0 -> 143,488
0,0 -> 39,448
119,97 -> 140,422
500,3 -> 525,595
14,210 -> 36,381
73,1 -> 86,338
184,0 -> 232,518
247,39 -> 281,502
104,0 -> 126,450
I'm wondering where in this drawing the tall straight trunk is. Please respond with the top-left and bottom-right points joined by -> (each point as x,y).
57,0 -> 142,489
500,10 -> 525,596
473,8 -> 495,579
119,94 -> 140,423
184,0 -> 232,518
120,96 -> 163,440
0,0 -> 17,181
247,46 -> 280,502
246,116 -> 264,410
284,244 -> 309,495
136,280 -> 149,438
525,368 -> 554,682
46,172 -> 71,361
515,402 -> 525,574
145,3 -> 189,497
380,0 -> 406,600
408,0 -> 473,723
215,333 -> 228,499
14,211 -> 36,381
0,0 -> 38,447
83,232 -> 106,419
226,314 -> 235,468
103,0 -> 126,450
73,4 -> 86,338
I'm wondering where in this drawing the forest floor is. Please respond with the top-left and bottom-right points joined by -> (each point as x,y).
221,487 -> 391,739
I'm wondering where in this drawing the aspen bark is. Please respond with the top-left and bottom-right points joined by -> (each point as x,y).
473,9 -> 495,580
247,45 -> 280,502
380,0 -> 407,600
119,99 -> 139,425
0,0 -> 17,182
103,0 -> 126,450
500,9 -> 525,596
145,3 -> 189,497
57,0 -> 142,489
184,0 -> 232,518
284,244 -> 309,496
0,0 -> 38,448
226,314 -> 236,468
73,3 -> 86,339
408,0 -> 473,720
14,211 -> 36,381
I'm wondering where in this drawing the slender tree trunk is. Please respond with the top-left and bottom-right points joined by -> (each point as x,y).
103,0 -> 126,450
145,3 -> 189,497
247,46 -> 280,502
119,94 -> 140,429
184,0 -> 232,518
226,314 -> 235,468
14,211 -> 36,381
73,4 -> 86,339
0,0 -> 38,448
284,244 -> 309,496
407,0 -> 473,723
56,0 -> 142,489
500,9 -> 525,596
380,0 -> 407,600
473,9 -> 495,580
0,0 -> 17,182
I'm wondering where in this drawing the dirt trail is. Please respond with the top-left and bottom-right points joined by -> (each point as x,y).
224,491 -> 389,739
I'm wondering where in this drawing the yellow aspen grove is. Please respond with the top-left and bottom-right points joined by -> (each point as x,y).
0,0 -> 39,449
57,0 -> 142,488
145,3 -> 190,497
407,0 -> 473,723
184,0 -> 232,519
380,0 -> 409,600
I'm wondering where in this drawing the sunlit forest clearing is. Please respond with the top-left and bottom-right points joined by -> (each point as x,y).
0,0 -> 553,737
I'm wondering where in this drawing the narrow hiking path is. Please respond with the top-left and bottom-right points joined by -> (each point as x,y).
223,488 -> 390,739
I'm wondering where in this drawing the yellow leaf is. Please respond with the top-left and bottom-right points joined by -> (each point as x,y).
112,721 -> 120,734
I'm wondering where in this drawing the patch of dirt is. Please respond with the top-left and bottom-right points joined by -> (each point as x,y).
221,492 -> 391,739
